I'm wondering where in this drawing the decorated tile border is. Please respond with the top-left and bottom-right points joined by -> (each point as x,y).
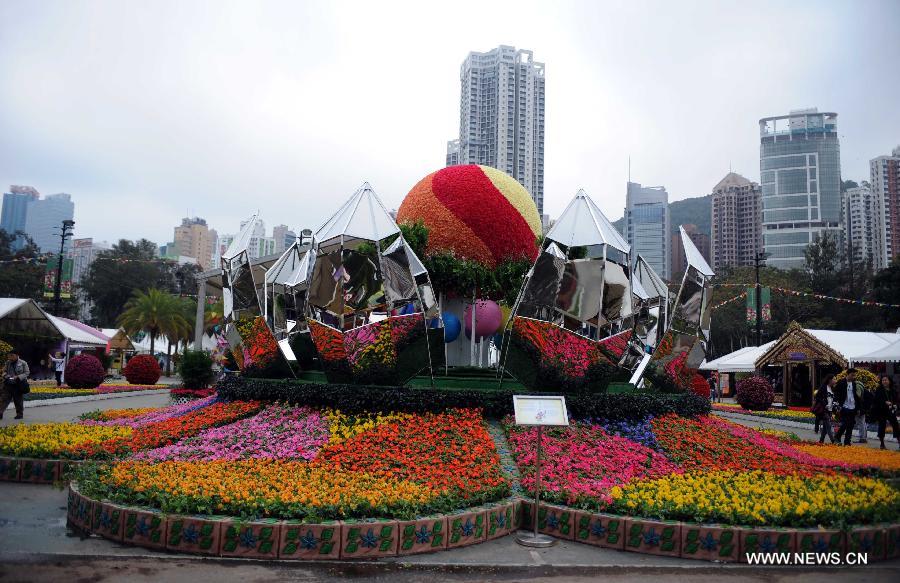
0,456 -> 83,484
66,486 -> 898,563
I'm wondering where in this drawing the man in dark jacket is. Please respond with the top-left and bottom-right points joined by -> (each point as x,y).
1,350 -> 30,420
834,368 -> 862,446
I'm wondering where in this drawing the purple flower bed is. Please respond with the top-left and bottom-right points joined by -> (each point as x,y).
80,394 -> 219,428
130,405 -> 329,461
591,417 -> 660,451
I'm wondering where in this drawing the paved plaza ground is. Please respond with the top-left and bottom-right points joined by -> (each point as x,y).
0,394 -> 898,581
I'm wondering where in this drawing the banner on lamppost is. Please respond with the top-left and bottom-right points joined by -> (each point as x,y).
43,257 -> 74,299
746,287 -> 772,323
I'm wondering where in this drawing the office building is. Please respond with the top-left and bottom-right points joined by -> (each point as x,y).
624,181 -> 670,279
841,184 -> 879,266
453,45 -> 545,215
445,139 -> 460,166
69,237 -> 110,321
1,186 -> 40,250
272,224 -> 295,253
23,192 -> 75,253
870,146 -> 900,269
672,223 -> 711,276
759,108 -> 841,269
710,172 -> 762,270
173,217 -> 215,270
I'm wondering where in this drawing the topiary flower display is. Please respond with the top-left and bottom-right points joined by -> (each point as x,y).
123,354 -> 161,385
397,165 -> 541,268
834,368 -> 879,392
736,375 -> 775,411
64,354 -> 106,389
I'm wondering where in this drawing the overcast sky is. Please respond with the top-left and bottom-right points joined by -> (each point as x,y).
1,0 -> 898,245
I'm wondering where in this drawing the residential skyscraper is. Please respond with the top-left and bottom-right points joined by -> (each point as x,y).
710,172 -> 762,271
840,184 -> 878,266
69,237 -> 110,321
445,139 -> 460,166
624,181 -> 670,279
174,217 -> 215,270
0,185 -> 40,249
23,192 -> 75,253
272,224 -> 295,253
453,45 -> 545,215
759,108 -> 841,269
870,146 -> 900,269
671,224 -> 710,276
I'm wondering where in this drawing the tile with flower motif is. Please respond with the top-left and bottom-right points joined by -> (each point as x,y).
574,511 -> 625,550
67,489 -> 93,533
92,502 -> 125,542
739,529 -> 795,561
521,500 -> 535,530
279,521 -> 341,560
846,526 -> 885,561
886,524 -> 900,560
340,520 -> 398,558
796,529 -> 844,555
397,517 -> 447,555
680,524 -> 739,562
122,509 -> 167,550
0,457 -> 21,481
447,511 -> 486,549
536,503 -> 574,540
486,501 -> 516,540
625,518 -> 681,557
220,519 -> 280,559
19,458 -> 58,484
166,516 -> 221,555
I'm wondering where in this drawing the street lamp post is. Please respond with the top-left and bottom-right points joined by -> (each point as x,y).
54,219 -> 75,316
753,251 -> 769,346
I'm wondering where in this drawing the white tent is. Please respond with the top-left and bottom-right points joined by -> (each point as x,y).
701,341 -> 776,373
803,329 -> 900,365
856,339 -> 900,363
0,298 -> 64,340
48,316 -> 108,348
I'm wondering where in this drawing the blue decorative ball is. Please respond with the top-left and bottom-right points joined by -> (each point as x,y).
443,313 -> 461,343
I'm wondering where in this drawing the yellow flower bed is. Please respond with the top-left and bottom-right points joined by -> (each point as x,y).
610,470 -> 899,527
30,387 -> 94,396
796,444 -> 900,472
102,459 -> 435,518
325,410 -> 411,444
95,407 -> 159,421
0,423 -> 132,458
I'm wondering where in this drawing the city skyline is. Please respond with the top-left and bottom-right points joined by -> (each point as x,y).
1,0 -> 898,247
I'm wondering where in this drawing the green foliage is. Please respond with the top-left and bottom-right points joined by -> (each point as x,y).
178,350 -> 215,389
0,338 -> 11,362
216,376 -> 711,420
398,220 -> 429,258
0,229 -> 44,301
117,288 -> 189,355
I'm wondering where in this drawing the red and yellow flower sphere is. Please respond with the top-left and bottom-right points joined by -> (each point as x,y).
397,165 -> 541,268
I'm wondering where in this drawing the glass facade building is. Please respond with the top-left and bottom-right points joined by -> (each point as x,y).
759,109 -> 841,269
624,182 -> 670,279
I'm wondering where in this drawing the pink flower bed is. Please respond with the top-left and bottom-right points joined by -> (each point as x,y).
704,416 -> 865,472
131,405 -> 329,462
81,395 -> 218,428
503,419 -> 681,506
95,384 -> 163,394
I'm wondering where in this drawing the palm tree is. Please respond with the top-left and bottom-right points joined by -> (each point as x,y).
163,297 -> 197,376
117,289 -> 187,356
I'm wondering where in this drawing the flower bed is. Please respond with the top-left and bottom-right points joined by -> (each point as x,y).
797,444 -> 900,472
73,408 -> 509,521
0,424 -> 133,458
25,384 -> 166,401
712,403 -> 816,423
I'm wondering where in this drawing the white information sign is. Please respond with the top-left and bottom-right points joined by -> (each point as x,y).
513,395 -> 569,427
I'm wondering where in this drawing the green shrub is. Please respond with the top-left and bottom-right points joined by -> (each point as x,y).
177,350 -> 215,389
216,376 -> 711,420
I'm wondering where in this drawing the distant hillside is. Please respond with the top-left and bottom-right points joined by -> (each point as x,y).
612,195 -> 712,236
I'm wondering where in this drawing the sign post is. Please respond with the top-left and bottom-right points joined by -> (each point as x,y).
512,395 -> 569,548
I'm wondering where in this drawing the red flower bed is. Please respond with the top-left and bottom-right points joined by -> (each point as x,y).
314,409 -> 507,505
70,400 -> 263,458
123,354 -> 161,385
170,388 -> 215,399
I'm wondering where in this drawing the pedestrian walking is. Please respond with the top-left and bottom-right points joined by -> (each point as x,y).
873,375 -> 900,450
1,350 -> 31,420
834,368 -> 862,446
708,375 -> 718,403
812,375 -> 836,444
48,351 -> 66,387
855,379 -> 873,443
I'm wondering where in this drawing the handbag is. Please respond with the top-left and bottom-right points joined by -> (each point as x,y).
810,401 -> 826,416
17,378 -> 30,395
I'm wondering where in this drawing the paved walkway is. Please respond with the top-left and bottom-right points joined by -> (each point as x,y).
0,392 -> 171,427
714,410 -> 900,450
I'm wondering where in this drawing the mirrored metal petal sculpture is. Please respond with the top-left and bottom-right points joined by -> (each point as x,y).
639,226 -> 715,389
303,182 -> 442,385
501,189 -> 635,392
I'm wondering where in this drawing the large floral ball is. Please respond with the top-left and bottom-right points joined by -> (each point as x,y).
123,354 -> 161,385
397,165 -> 541,268
64,354 -> 106,389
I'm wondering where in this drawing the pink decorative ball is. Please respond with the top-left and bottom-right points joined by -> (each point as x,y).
464,300 -> 503,339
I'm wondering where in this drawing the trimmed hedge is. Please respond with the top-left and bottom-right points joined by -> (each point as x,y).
216,376 -> 711,420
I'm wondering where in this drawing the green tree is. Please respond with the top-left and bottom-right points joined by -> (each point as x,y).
873,257 -> 900,330
117,288 -> 188,355
0,229 -> 44,300
804,232 -> 841,294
